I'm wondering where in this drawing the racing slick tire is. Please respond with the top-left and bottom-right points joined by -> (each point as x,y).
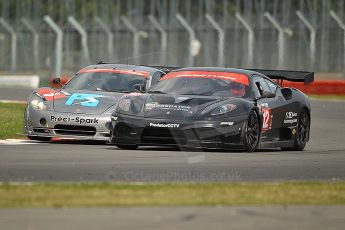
115,144 -> 139,150
27,136 -> 52,141
243,110 -> 260,152
282,109 -> 310,151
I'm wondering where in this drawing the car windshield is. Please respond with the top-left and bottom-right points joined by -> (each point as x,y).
63,69 -> 149,93
149,71 -> 250,98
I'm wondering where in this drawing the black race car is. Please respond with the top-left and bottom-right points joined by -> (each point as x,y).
110,67 -> 313,152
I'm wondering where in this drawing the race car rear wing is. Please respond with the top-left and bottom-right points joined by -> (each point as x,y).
248,69 -> 314,85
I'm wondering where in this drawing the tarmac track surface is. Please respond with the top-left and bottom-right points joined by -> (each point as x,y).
1,206 -> 344,230
1,89 -> 345,230
0,87 -> 32,102
0,99 -> 344,182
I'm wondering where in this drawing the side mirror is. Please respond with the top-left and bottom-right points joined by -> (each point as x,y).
51,77 -> 65,88
50,76 -> 69,88
261,91 -> 275,98
134,84 -> 145,93
52,78 -> 61,85
281,88 -> 292,100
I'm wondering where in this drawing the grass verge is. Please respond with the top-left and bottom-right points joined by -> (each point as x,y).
0,103 -> 26,139
0,182 -> 345,207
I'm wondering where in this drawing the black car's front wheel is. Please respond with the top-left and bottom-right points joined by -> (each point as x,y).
243,110 -> 260,152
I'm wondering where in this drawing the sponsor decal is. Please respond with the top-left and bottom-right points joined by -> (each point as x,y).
262,108 -> 272,131
149,123 -> 180,128
220,122 -> 234,126
144,102 -> 157,111
292,128 -> 297,135
78,68 -> 150,77
285,112 -> 298,119
284,111 -> 298,124
284,119 -> 298,124
161,71 -> 249,86
147,103 -> 191,112
65,93 -> 103,107
50,115 -> 99,124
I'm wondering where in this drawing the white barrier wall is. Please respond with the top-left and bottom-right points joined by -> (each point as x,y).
0,75 -> 40,89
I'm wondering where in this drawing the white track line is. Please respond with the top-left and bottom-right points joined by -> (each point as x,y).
0,139 -> 40,145
0,100 -> 27,104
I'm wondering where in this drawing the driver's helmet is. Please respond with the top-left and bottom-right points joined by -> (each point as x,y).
231,82 -> 246,97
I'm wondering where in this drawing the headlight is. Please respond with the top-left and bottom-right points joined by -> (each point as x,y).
118,98 -> 131,111
211,104 -> 237,116
30,96 -> 49,111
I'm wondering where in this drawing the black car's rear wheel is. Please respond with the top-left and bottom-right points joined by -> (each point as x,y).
243,110 -> 260,152
282,109 -> 310,151
115,144 -> 138,150
27,136 -> 52,141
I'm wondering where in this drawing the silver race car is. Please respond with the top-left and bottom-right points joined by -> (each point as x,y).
24,64 -> 170,141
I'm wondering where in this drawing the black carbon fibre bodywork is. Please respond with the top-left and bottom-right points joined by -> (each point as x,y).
110,67 -> 312,151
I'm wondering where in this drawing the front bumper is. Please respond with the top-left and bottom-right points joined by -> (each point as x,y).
24,106 -> 112,141
110,113 -> 247,149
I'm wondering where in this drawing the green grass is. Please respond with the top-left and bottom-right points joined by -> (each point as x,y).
0,103 -> 26,139
0,182 -> 345,207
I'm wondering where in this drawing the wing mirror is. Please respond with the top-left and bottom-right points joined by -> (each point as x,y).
281,88 -> 292,100
52,78 -> 64,87
260,91 -> 275,99
134,84 -> 146,93
52,78 -> 61,84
